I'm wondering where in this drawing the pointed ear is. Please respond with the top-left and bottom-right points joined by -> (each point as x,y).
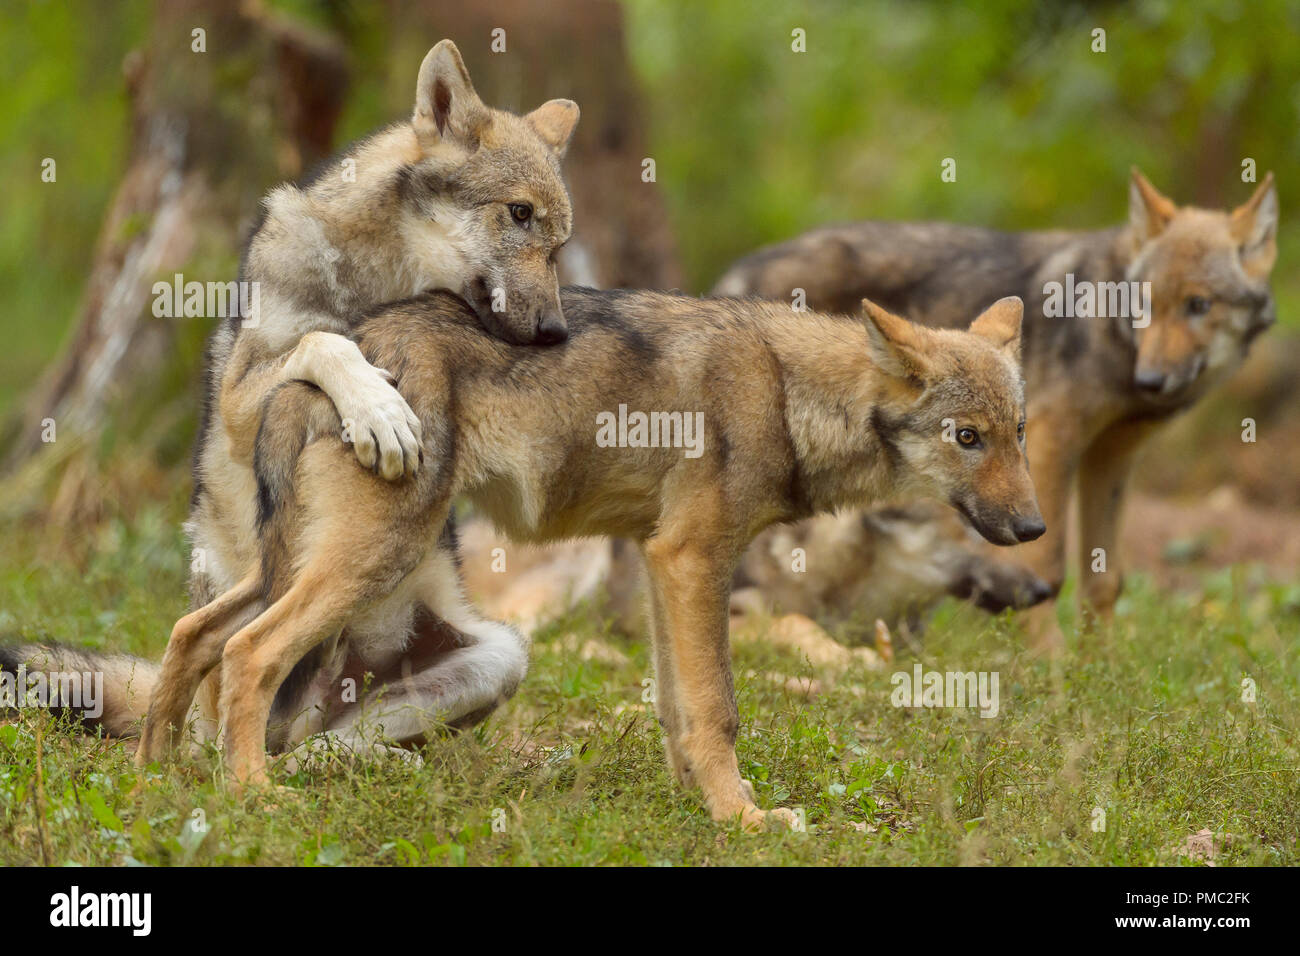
1231,171 -> 1278,278
968,296 -> 1024,361
1129,167 -> 1177,243
526,99 -> 580,158
413,40 -> 488,147
861,298 -> 932,383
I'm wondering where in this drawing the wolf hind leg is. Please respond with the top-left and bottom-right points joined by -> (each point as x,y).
219,439 -> 448,787
137,572 -> 264,767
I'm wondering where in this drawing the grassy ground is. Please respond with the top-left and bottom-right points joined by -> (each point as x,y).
1,516 -> 1297,866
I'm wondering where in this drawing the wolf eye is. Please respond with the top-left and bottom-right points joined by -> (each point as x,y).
508,202 -> 533,225
1185,295 -> 1212,317
1017,421 -> 1025,441
957,427 -> 980,447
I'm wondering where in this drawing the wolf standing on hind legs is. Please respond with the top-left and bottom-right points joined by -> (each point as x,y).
134,39 -> 580,764
175,289 -> 1042,828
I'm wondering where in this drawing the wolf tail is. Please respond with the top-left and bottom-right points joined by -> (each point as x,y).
0,641 -> 158,737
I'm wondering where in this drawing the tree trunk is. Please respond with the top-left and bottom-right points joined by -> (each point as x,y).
1,0 -> 346,489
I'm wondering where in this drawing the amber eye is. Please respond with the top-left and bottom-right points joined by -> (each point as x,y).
1185,295 -> 1212,317
508,202 -> 533,224
957,427 -> 979,447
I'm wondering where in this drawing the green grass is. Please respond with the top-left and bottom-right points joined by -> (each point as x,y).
1,518 -> 1298,866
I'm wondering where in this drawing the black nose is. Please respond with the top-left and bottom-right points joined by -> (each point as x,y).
1012,516 -> 1046,543
1029,577 -> 1055,603
536,312 -> 568,345
1134,368 -> 1166,392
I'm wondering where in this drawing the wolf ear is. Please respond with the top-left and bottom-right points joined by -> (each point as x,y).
414,40 -> 488,147
1129,167 -> 1177,243
968,296 -> 1024,361
1231,171 -> 1278,278
526,100 -> 580,158
861,298 -> 932,383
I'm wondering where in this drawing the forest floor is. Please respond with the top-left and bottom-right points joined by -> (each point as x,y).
1,495 -> 1297,865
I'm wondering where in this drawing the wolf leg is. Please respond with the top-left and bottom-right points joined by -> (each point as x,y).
639,544 -> 692,788
1076,418 -> 1157,626
221,330 -> 422,480
643,524 -> 793,830
136,572 -> 263,766
219,441 -> 445,786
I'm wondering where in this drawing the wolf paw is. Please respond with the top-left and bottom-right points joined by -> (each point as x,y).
336,362 -> 422,481
736,804 -> 800,833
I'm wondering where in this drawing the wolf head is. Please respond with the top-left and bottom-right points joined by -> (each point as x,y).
275,40 -> 579,344
1123,168 -> 1278,405
863,296 -> 1044,547
398,40 -> 579,344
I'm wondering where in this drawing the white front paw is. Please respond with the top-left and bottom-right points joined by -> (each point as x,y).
337,364 -> 422,481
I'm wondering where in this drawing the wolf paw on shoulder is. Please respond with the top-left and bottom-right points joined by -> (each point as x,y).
335,364 -> 423,481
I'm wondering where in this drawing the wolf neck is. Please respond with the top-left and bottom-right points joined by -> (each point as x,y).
762,312 -> 907,515
253,131 -> 439,322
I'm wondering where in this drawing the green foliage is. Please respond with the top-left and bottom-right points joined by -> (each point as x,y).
625,0 -> 1300,321
1,516 -> 1297,865
0,1 -> 148,413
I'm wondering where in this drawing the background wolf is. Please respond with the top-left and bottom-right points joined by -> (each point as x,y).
455,502 -> 1051,642
714,170 -> 1279,646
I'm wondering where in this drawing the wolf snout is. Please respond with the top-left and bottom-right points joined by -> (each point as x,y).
535,311 -> 568,345
1011,514 -> 1046,543
1133,367 -> 1167,392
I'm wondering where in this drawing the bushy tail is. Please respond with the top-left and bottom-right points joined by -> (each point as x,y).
0,641 -> 158,737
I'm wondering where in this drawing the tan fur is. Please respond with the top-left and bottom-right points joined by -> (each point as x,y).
165,288 -> 1040,827
144,40 -> 578,763
714,171 -> 1279,648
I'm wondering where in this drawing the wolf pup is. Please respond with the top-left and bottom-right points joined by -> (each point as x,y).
715,170 -> 1278,645
5,40 -> 580,751
154,289 -> 1040,828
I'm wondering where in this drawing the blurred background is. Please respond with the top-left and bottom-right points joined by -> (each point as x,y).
1,0 -> 1298,596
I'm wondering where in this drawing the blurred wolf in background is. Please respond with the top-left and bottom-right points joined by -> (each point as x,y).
4,39 -> 581,752
457,501 -> 1050,642
715,170 -> 1279,647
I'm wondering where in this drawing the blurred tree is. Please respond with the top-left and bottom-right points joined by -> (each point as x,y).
0,0 -> 348,524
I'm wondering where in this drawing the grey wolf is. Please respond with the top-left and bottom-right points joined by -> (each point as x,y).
714,170 -> 1278,645
4,40 -> 580,753
147,287 -> 1041,828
